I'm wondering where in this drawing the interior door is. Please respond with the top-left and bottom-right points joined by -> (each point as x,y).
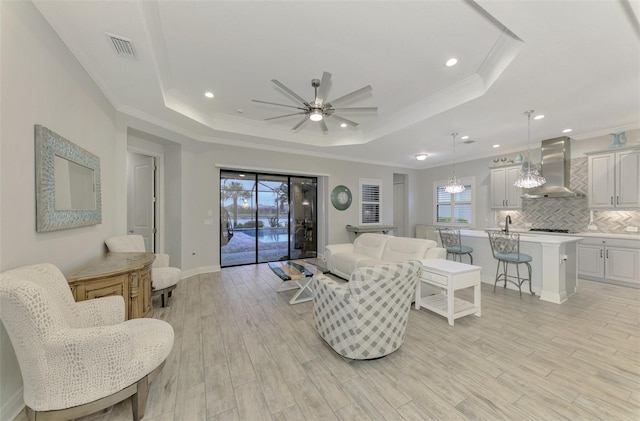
393,174 -> 406,237
127,152 -> 155,252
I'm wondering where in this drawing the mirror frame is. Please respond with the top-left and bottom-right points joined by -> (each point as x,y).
35,125 -> 102,232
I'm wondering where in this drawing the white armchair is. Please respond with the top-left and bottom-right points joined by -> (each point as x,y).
312,261 -> 421,360
105,235 -> 181,307
0,263 -> 174,420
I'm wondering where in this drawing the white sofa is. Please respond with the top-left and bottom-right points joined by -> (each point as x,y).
325,233 -> 446,279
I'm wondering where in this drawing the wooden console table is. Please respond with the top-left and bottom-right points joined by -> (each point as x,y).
345,224 -> 397,237
67,252 -> 155,320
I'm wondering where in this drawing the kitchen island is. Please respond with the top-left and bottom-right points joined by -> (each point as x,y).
458,230 -> 583,304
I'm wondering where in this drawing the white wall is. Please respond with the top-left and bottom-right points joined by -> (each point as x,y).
124,132 -> 418,270
0,2 -> 119,417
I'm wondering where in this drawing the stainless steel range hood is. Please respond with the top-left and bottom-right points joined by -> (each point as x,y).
521,137 -> 583,199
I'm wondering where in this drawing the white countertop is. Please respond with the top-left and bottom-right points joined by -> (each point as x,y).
460,229 -> 583,244
565,232 -> 640,240
485,228 -> 639,241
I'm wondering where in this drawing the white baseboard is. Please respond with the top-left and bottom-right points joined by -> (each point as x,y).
1,387 -> 24,421
181,265 -> 220,280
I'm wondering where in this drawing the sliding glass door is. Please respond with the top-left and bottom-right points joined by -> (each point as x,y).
257,174 -> 289,263
220,170 -> 317,267
220,172 -> 256,266
289,177 -> 317,260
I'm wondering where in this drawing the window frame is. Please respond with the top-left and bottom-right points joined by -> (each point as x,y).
433,177 -> 475,228
359,178 -> 382,225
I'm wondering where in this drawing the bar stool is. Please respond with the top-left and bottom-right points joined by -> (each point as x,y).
487,231 -> 534,297
438,228 -> 473,264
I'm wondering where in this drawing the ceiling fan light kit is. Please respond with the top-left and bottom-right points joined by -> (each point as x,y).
252,71 -> 377,133
309,109 -> 323,121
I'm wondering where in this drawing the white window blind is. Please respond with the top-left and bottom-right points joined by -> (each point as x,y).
360,179 -> 381,224
434,178 -> 475,226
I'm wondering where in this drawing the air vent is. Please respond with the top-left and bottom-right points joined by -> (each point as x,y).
462,140 -> 475,144
106,33 -> 137,59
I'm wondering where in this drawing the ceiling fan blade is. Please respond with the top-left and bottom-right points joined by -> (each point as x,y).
271,79 -> 310,106
331,114 -> 359,127
319,120 -> 329,133
264,112 -> 305,121
315,71 -> 332,104
291,116 -> 309,131
331,107 -> 378,112
252,99 -> 305,110
326,85 -> 373,107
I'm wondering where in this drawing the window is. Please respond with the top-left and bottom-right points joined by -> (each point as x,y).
433,177 -> 475,227
360,178 -> 381,224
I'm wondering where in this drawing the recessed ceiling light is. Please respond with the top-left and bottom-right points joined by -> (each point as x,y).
204,91 -> 214,98
415,154 -> 428,161
461,135 -> 469,140
239,174 -> 245,177
534,114 -> 544,120
445,58 -> 458,67
340,123 -> 347,128
493,144 -> 500,148
562,128 -> 572,133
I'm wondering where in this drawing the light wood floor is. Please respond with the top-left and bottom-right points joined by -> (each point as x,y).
17,264 -> 640,421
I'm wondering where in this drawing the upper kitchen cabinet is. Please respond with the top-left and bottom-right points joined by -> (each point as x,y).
587,147 -> 640,209
490,165 -> 522,209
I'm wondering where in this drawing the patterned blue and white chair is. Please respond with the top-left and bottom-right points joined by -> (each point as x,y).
0,263 -> 174,420
312,261 -> 421,360
488,231 -> 534,296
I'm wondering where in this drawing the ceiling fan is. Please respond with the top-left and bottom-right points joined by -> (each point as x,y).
252,71 -> 377,133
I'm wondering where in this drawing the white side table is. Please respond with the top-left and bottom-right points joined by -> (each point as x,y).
415,259 -> 482,326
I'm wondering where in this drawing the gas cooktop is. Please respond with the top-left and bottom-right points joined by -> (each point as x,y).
529,228 -> 570,233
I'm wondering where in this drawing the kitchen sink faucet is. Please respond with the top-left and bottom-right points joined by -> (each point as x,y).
505,215 -> 512,234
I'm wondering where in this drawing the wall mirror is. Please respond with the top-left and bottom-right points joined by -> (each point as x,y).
35,125 -> 102,232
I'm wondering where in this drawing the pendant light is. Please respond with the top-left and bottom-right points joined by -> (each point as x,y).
444,132 -> 465,193
514,110 -> 546,188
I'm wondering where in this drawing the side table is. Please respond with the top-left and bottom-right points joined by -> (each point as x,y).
415,258 -> 481,326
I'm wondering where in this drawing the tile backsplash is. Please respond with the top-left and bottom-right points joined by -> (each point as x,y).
496,157 -> 640,234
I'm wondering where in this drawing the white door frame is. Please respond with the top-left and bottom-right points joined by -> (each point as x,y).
128,146 -> 165,253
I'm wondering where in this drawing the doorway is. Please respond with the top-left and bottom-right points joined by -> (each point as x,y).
393,173 -> 407,237
220,170 -> 318,267
127,151 -> 156,252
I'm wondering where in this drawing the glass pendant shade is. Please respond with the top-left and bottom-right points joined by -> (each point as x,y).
445,132 -> 465,193
445,175 -> 465,193
514,110 -> 546,189
514,161 -> 546,188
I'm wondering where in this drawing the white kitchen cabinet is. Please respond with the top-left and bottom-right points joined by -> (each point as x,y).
578,237 -> 640,286
606,247 -> 640,284
587,148 -> 640,209
577,243 -> 605,278
490,165 -> 522,209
